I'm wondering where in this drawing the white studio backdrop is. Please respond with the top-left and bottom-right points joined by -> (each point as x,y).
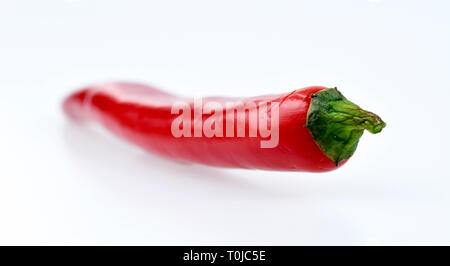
0,0 -> 449,245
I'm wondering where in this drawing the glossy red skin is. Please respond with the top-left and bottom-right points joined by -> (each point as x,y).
63,82 -> 343,172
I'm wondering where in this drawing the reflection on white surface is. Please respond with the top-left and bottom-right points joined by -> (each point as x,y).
0,0 -> 450,245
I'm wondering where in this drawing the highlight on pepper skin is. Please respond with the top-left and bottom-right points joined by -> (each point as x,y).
63,82 -> 385,172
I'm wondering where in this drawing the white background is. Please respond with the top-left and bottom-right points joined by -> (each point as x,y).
1,0 -> 449,245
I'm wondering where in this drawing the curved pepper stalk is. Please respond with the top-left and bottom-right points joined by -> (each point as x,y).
306,88 -> 386,166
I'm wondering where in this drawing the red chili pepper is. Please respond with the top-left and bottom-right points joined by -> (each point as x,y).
63,82 -> 385,172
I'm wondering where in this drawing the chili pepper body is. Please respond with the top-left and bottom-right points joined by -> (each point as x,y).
63,82 -> 385,172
